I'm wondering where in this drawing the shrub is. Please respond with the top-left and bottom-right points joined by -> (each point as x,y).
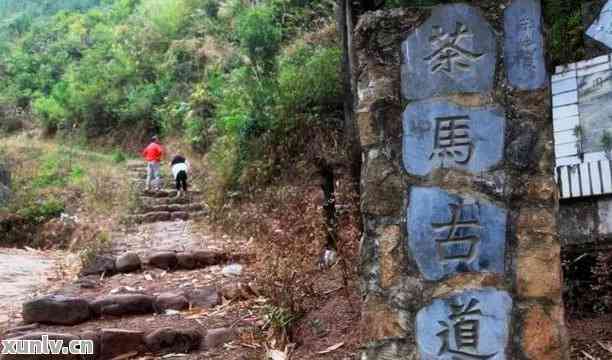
17,196 -> 65,223
278,43 -> 343,114
111,149 -> 126,163
235,5 -> 282,63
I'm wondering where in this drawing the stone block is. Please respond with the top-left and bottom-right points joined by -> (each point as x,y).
99,329 -> 144,360
401,4 -> 497,100
521,305 -> 565,359
22,295 -> 91,325
407,187 -> 507,281
90,294 -> 155,317
416,289 -> 512,360
515,207 -> 556,250
362,149 -> 404,216
378,225 -> 403,289
517,245 -> 562,300
360,294 -> 407,343
402,100 -> 505,176
504,0 -> 547,90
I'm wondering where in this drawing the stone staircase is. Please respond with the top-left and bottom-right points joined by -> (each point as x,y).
0,160 -> 258,360
125,160 -> 208,224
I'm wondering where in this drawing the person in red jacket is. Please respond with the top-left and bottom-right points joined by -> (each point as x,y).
142,135 -> 164,191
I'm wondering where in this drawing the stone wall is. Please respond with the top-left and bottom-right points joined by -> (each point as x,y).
355,1 -> 567,359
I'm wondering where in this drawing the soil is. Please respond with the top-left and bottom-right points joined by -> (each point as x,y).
569,315 -> 612,360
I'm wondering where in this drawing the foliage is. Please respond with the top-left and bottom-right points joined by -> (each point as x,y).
278,43 -> 343,114
543,0 -> 585,67
17,196 -> 64,223
235,4 -> 282,63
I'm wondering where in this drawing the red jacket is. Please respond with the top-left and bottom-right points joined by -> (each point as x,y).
142,142 -> 163,162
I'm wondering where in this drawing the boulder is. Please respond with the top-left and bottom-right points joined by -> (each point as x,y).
99,329 -> 144,360
22,295 -> 91,325
90,294 -> 155,317
176,252 -> 197,270
148,252 -> 178,270
80,256 -> 116,276
0,332 -> 81,360
115,252 -> 142,273
204,328 -> 236,350
144,328 -> 202,353
154,292 -> 189,312
186,287 -> 220,309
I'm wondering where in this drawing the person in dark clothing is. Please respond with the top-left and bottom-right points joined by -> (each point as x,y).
170,155 -> 189,197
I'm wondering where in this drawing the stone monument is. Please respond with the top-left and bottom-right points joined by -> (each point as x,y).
356,1 -> 567,359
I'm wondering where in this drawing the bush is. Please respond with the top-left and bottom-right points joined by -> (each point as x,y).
278,43 -> 343,114
17,196 -> 65,223
111,149 -> 126,163
235,5 -> 282,63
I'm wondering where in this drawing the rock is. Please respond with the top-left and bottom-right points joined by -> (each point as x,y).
144,328 -> 202,353
148,252 -> 178,270
204,328 -> 236,350
22,295 -> 91,325
222,264 -> 243,277
75,276 -> 99,289
0,332 -> 82,360
171,211 -> 189,221
80,255 -> 116,276
90,294 -> 155,317
186,287 -> 220,309
143,211 -> 172,222
507,130 -> 536,170
220,282 -> 251,301
154,292 -> 189,312
176,252 -> 197,270
115,252 -> 142,273
193,251 -> 225,267
99,329 -> 144,360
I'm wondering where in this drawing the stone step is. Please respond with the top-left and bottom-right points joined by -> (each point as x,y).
139,203 -> 206,214
141,189 -> 202,198
21,287 -> 222,327
142,195 -> 203,206
2,326 -> 242,360
124,210 -> 207,224
81,251 -> 250,276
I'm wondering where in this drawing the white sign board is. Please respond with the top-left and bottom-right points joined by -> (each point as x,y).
552,54 -> 612,199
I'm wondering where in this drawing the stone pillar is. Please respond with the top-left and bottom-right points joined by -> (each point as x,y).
356,2 -> 568,359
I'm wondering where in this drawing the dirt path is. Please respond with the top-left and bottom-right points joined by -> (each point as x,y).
0,248 -> 62,327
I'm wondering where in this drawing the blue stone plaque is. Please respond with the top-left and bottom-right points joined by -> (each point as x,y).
401,4 -> 497,100
587,1 -> 612,49
407,187 -> 507,281
504,0 -> 547,90
416,289 -> 512,360
402,99 -> 505,176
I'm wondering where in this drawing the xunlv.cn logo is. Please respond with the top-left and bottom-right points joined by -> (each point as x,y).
1,335 -> 94,355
